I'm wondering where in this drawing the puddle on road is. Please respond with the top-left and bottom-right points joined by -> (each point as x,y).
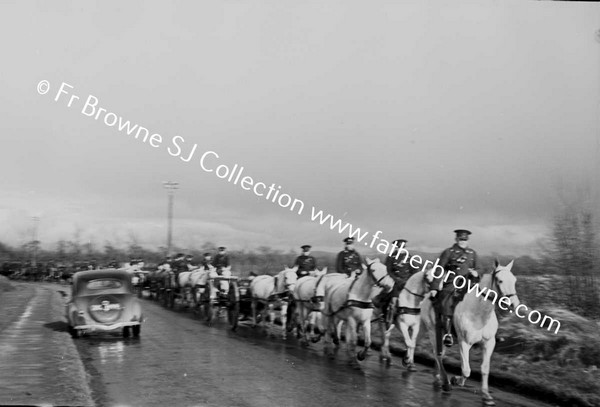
98,341 -> 125,365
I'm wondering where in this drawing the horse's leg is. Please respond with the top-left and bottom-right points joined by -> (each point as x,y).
280,301 -> 288,340
346,316 -> 359,368
379,317 -> 392,365
298,307 -> 309,347
452,339 -> 472,387
251,299 -> 257,328
399,317 -> 414,368
322,314 -> 335,359
311,311 -> 323,343
406,316 -> 420,372
427,319 -> 450,390
357,313 -> 372,362
304,310 -> 313,342
334,320 -> 344,347
268,302 -> 275,337
480,337 -> 497,406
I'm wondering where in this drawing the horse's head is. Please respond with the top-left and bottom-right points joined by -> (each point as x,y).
364,257 -> 395,292
492,259 -> 520,310
421,264 -> 436,292
281,267 -> 298,292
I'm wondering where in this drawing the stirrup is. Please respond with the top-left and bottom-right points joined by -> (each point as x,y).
442,333 -> 454,347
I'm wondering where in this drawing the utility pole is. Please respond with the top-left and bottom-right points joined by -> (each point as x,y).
31,216 -> 39,267
163,181 -> 179,257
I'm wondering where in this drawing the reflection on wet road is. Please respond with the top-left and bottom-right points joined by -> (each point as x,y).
75,298 -> 557,407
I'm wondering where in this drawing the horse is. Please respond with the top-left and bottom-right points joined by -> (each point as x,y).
377,266 -> 434,370
291,267 -> 336,345
250,266 -> 298,339
178,267 -> 217,307
421,259 -> 520,406
322,258 -> 395,368
214,265 -> 233,294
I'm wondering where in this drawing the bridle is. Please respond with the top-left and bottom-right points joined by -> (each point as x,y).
492,268 -> 517,300
283,270 -> 296,291
364,262 -> 390,289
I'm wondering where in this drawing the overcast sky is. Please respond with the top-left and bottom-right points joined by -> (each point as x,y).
1,1 -> 599,257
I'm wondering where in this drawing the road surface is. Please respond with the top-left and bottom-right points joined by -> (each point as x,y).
0,282 -> 559,407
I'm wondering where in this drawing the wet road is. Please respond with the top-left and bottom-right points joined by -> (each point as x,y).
72,291 -> 558,407
0,284 -> 93,406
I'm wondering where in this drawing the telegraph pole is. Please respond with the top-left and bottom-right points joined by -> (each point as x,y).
163,181 -> 179,257
31,216 -> 39,267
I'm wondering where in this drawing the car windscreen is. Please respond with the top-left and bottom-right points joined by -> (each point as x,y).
76,278 -> 131,295
87,279 -> 123,290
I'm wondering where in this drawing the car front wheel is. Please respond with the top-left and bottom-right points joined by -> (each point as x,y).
132,325 -> 141,337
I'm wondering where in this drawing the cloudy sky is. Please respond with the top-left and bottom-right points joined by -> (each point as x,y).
1,1 -> 599,257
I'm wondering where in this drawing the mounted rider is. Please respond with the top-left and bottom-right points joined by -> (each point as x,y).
200,253 -> 213,271
336,237 -> 362,277
430,229 -> 479,347
158,256 -> 172,272
171,253 -> 187,285
185,255 -> 197,270
213,247 -> 229,273
293,245 -> 317,279
373,239 -> 420,323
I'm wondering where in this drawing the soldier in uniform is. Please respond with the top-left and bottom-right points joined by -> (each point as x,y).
171,253 -> 187,285
293,245 -> 317,279
430,229 -> 479,347
373,239 -> 420,322
185,255 -> 196,270
213,247 -> 230,271
201,253 -> 213,271
336,237 -> 363,277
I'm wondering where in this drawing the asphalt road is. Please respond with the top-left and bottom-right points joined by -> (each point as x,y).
0,283 -> 559,407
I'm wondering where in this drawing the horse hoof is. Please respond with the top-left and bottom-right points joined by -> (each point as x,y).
407,363 -> 417,372
311,336 -> 321,344
451,376 -> 466,387
483,398 -> 496,406
300,340 -> 309,348
401,356 -> 410,367
442,383 -> 452,393
356,351 -> 367,361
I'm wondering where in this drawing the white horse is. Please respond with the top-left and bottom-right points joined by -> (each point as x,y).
378,266 -> 434,370
250,266 -> 298,339
214,265 -> 233,293
421,259 -> 520,406
176,267 -> 218,314
291,267 -> 337,345
322,258 -> 395,368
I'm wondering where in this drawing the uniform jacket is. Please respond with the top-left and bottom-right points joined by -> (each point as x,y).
385,253 -> 419,285
336,249 -> 362,274
433,244 -> 478,290
213,254 -> 230,269
294,255 -> 317,277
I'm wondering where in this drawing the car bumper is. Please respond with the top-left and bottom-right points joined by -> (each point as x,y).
73,321 -> 141,331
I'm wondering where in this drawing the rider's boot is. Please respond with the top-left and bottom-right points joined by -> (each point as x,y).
442,315 -> 454,347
